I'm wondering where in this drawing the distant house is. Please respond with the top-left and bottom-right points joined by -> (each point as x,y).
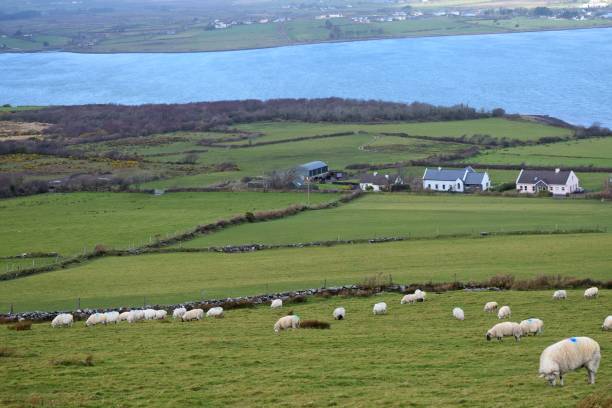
422,167 -> 490,192
359,172 -> 403,192
516,169 -> 580,195
293,160 -> 329,188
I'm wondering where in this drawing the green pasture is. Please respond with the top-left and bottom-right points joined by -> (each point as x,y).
1,233 -> 611,312
0,191 -> 336,258
177,194 -> 612,247
1,290 -> 610,407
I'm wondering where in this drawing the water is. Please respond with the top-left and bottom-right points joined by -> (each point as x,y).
1,28 -> 611,126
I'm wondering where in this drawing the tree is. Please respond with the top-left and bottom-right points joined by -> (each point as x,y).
533,7 -> 553,17
491,108 -> 506,117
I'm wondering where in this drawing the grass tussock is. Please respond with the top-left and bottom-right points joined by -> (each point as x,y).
300,320 -> 331,330
51,354 -> 94,367
577,392 -> 612,408
7,321 -> 32,331
0,347 -> 15,357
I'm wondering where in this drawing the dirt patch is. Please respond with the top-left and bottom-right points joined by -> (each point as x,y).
0,121 -> 51,140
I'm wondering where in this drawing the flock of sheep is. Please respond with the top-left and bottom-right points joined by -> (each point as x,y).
49,286 -> 609,387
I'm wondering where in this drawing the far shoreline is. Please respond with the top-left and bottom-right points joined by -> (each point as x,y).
1,25 -> 611,56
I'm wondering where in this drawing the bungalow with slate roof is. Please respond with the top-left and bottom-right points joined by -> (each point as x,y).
359,172 -> 404,192
516,169 -> 580,196
422,166 -> 490,193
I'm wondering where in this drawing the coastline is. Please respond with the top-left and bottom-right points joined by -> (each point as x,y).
1,24 -> 612,56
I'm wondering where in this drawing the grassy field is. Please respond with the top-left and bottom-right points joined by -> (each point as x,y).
177,194 -> 612,248
1,290 -> 610,407
469,138 -> 612,168
1,232 -> 611,312
0,192 -> 336,258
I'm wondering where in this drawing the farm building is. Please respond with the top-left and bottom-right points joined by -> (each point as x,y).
516,169 -> 580,195
293,161 -> 329,188
359,172 -> 404,192
422,167 -> 490,192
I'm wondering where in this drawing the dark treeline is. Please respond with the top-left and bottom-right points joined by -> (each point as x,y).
0,139 -> 140,162
6,98 -> 489,140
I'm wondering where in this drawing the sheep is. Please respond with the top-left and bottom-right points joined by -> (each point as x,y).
144,309 -> 157,320
51,313 -> 73,328
584,287 -> 598,299
118,311 -> 131,322
104,311 -> 119,324
270,299 -> 283,309
127,310 -> 145,323
206,307 -> 224,318
486,322 -> 523,342
85,313 -> 107,327
173,307 -> 186,320
452,307 -> 465,321
539,337 -> 601,386
520,318 -> 544,336
497,305 -> 511,319
552,290 -> 567,300
414,289 -> 426,302
154,310 -> 167,320
181,308 -> 204,322
373,302 -> 387,315
483,301 -> 498,313
401,294 -> 418,304
274,315 -> 300,333
333,307 -> 346,320
602,315 -> 612,331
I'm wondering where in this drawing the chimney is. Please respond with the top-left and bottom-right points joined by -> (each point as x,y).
373,171 -> 378,176
438,167 -> 442,171
555,168 -> 560,173
385,174 -> 389,179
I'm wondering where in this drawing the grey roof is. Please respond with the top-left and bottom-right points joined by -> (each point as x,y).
298,161 -> 328,171
517,170 -> 571,185
465,172 -> 485,185
360,174 -> 391,185
423,167 -> 485,185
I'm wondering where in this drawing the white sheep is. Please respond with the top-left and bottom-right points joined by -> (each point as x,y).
539,337 -> 601,386
486,322 -> 523,341
602,315 -> 612,331
181,308 -> 204,322
452,307 -> 465,321
270,299 -> 283,309
552,290 -> 567,300
173,307 -> 187,319
85,313 -> 107,327
206,307 -> 224,318
51,313 -> 73,328
414,289 -> 426,302
144,309 -> 157,320
584,287 -> 598,299
104,311 -> 119,324
401,294 -> 418,304
333,307 -> 346,320
497,305 -> 511,319
483,301 -> 498,313
127,310 -> 145,323
118,311 -> 131,322
155,310 -> 167,320
373,302 -> 387,315
274,315 -> 300,333
520,318 -> 544,336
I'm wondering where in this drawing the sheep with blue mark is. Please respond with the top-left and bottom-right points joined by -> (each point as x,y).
520,318 -> 544,336
539,337 -> 601,386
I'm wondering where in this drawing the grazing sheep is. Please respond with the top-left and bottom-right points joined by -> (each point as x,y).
452,307 -> 465,321
414,289 -> 426,302
181,308 -> 204,322
144,309 -> 157,320
584,287 -> 599,299
173,307 -> 187,320
127,310 -> 145,323
401,294 -> 418,304
104,311 -> 119,324
85,313 -> 107,327
520,318 -> 544,336
483,302 -> 498,313
552,290 -> 567,300
51,313 -> 73,328
274,315 -> 300,333
602,315 -> 612,331
373,302 -> 387,315
154,310 -> 167,320
270,299 -> 283,309
118,311 -> 131,322
539,337 -> 601,386
486,322 -> 522,341
497,305 -> 511,319
206,307 -> 224,318
333,307 -> 346,320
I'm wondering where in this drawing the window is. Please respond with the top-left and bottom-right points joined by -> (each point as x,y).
457,183 -> 460,189
435,184 -> 438,189
562,187 -> 565,191
442,184 -> 446,189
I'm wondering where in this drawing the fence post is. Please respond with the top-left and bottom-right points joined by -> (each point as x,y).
77,297 -> 80,310
201,290 -> 205,301
10,303 -> 13,315
143,296 -> 147,308
323,279 -> 327,289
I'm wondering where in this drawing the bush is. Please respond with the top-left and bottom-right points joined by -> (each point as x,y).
300,320 -> 331,329
93,244 -> 108,255
245,212 -> 256,223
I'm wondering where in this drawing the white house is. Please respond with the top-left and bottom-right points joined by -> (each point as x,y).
359,172 -> 403,192
422,167 -> 490,192
516,169 -> 580,196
